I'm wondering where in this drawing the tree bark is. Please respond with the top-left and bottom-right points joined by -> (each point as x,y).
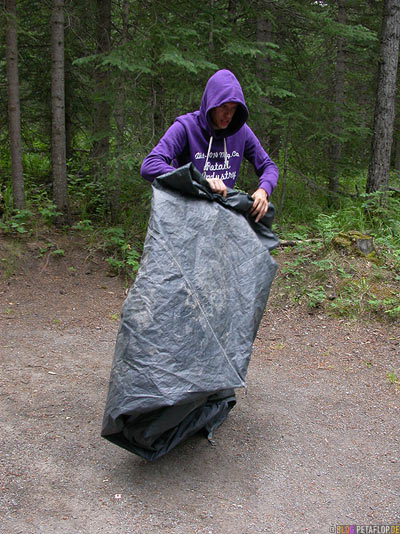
394,90 -> 400,171
65,51 -> 73,161
111,0 -> 129,221
328,0 -> 346,199
255,7 -> 280,156
366,0 -> 400,193
209,0 -> 214,52
279,119 -> 290,214
5,0 -> 25,210
51,0 -> 68,215
92,0 -> 111,168
256,15 -> 273,148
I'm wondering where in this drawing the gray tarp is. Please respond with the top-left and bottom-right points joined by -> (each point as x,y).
101,164 -> 278,460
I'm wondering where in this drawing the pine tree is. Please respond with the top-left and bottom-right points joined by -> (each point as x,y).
92,0 -> 111,173
51,0 -> 68,216
5,0 -> 24,209
366,0 -> 400,193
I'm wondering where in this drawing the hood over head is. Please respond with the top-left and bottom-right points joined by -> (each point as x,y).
199,70 -> 248,137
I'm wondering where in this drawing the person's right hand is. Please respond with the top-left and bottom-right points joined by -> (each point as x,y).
250,188 -> 269,223
206,178 -> 227,198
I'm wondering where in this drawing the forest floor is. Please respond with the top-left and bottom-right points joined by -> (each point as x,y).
1,230 -> 399,534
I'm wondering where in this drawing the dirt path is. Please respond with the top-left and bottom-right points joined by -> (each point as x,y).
1,233 -> 399,534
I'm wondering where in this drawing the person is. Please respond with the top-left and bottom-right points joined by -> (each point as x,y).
140,69 -> 278,222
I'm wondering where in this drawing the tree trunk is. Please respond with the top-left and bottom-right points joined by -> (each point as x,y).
51,0 -> 68,215
111,0 -> 129,221
92,0 -> 111,170
5,0 -> 25,210
256,16 -> 273,148
65,52 -> 73,162
228,0 -> 237,20
209,0 -> 214,52
328,0 -> 346,199
255,9 -> 280,156
394,90 -> 400,171
366,0 -> 400,193
279,119 -> 290,215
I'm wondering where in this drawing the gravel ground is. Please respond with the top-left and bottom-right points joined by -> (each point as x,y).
1,234 -> 399,534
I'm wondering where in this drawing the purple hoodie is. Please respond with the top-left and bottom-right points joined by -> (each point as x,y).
140,70 -> 278,197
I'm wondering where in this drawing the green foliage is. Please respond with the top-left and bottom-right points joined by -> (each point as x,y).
36,243 -> 65,258
67,173 -> 108,220
276,189 -> 400,321
158,48 -> 218,74
37,203 -> 62,225
386,371 -> 400,387
22,149 -> 51,184
50,248 -> 65,257
102,227 -> 141,280
0,209 -> 33,234
71,219 -> 94,232
0,182 -> 14,218
277,235 -> 400,322
305,286 -> 326,309
3,0 -> 399,320
368,295 -> 400,320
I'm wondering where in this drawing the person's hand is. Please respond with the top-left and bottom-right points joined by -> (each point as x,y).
206,177 -> 227,198
250,188 -> 269,223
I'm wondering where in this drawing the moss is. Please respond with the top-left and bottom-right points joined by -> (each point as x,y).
347,230 -> 372,240
366,251 -> 382,265
332,234 -> 352,248
331,231 -> 375,258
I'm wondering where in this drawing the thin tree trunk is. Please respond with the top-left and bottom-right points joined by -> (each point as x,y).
256,16 -> 272,148
279,119 -> 290,215
5,0 -> 24,210
228,0 -> 237,21
51,0 -> 68,215
366,0 -> 400,193
93,0 -> 111,169
256,11 -> 280,155
328,0 -> 346,199
209,0 -> 214,52
151,77 -> 164,140
111,0 -> 129,221
394,90 -> 400,171
65,55 -> 72,161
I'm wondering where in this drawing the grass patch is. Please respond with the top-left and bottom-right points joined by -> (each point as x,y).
275,236 -> 400,322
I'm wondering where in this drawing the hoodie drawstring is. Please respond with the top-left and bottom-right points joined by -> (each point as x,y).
203,136 -> 213,176
223,138 -> 228,169
203,136 -> 229,176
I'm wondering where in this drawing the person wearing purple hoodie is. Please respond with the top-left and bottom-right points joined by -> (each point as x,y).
140,69 -> 278,222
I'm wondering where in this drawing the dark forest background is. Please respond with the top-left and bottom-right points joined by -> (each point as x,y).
1,1 -> 400,318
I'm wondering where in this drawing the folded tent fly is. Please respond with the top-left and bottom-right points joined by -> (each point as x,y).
101,164 -> 278,461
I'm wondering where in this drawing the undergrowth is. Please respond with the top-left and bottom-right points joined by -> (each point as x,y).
0,206 -> 146,284
274,190 -> 400,322
1,166 -> 400,319
276,242 -> 400,321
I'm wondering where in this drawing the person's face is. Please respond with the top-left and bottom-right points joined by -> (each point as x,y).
210,102 -> 238,130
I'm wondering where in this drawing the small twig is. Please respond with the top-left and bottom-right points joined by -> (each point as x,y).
279,238 -> 321,247
40,251 -> 52,272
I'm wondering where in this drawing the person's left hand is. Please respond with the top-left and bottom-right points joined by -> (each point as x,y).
250,188 -> 269,223
206,177 -> 227,198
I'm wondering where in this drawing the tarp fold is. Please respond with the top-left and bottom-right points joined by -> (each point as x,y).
101,164 -> 278,460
